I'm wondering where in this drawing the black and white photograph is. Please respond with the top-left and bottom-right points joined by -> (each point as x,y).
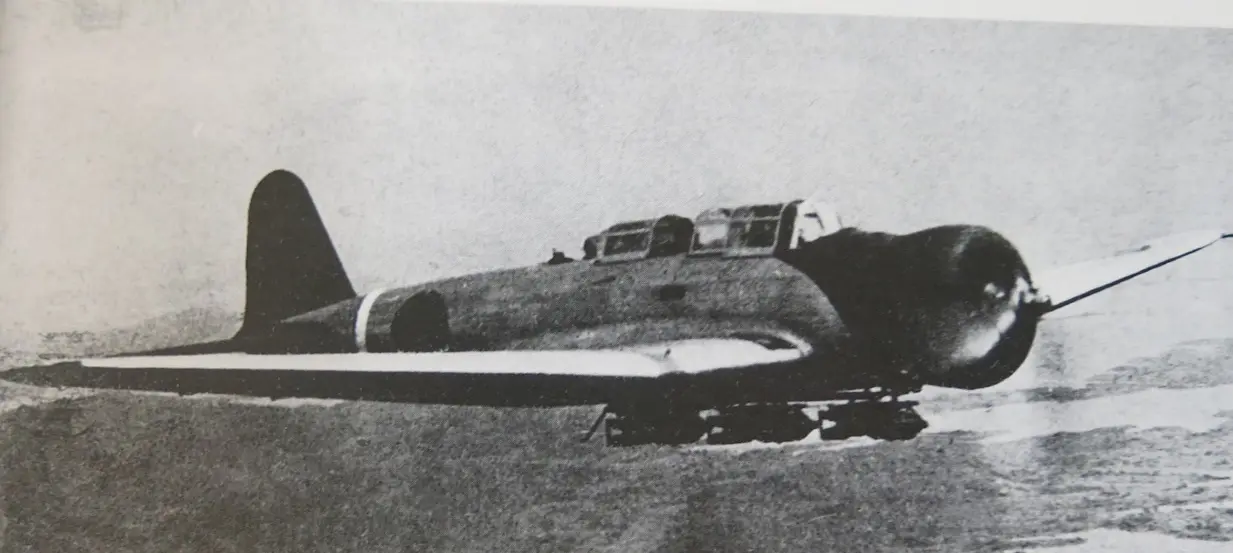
2,0 -> 1233,550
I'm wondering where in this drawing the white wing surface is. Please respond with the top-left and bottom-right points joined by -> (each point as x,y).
1033,230 -> 1230,315
1,335 -> 813,408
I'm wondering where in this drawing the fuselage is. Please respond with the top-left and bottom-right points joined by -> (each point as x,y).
368,255 -> 840,352
266,225 -> 1045,405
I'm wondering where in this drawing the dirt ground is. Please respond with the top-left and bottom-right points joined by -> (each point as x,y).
2,338 -> 1233,552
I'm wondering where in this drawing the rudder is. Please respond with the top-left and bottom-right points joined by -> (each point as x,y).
234,170 -> 357,339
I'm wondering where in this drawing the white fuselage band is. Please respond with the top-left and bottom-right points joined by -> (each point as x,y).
354,288 -> 388,352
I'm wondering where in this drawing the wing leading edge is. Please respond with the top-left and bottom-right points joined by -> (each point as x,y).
1,336 -> 813,408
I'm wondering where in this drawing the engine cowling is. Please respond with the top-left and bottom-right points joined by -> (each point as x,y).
785,224 -> 1049,390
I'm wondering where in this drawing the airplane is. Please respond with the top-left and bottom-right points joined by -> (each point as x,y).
3,169 -> 1229,448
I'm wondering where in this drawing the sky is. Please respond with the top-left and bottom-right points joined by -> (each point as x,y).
2,0 -> 1232,335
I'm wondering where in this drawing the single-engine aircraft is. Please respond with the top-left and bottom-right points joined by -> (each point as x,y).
4,170 -> 1229,447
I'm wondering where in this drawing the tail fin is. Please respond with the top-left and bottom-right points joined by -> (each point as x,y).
234,170 -> 357,339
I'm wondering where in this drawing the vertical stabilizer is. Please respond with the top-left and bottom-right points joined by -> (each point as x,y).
234,170 -> 357,339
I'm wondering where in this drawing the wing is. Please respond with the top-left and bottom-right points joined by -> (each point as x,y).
1033,229 -> 1230,315
0,334 -> 813,408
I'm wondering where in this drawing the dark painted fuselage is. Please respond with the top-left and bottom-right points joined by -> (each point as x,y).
263,225 -> 1044,408
363,256 -> 840,353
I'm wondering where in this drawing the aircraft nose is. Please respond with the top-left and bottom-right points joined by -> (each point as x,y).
911,229 -> 1042,390
787,224 -> 1044,391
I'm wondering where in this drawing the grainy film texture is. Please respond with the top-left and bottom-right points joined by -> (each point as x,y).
2,2 -> 1232,551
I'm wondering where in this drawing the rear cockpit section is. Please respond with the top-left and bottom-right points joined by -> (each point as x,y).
593,215 -> 695,264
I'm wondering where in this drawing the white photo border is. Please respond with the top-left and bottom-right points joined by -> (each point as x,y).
407,0 -> 1233,29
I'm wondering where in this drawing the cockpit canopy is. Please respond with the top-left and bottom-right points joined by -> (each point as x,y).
593,215 -> 695,264
689,198 -> 844,258
690,208 -> 732,255
586,198 -> 842,263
